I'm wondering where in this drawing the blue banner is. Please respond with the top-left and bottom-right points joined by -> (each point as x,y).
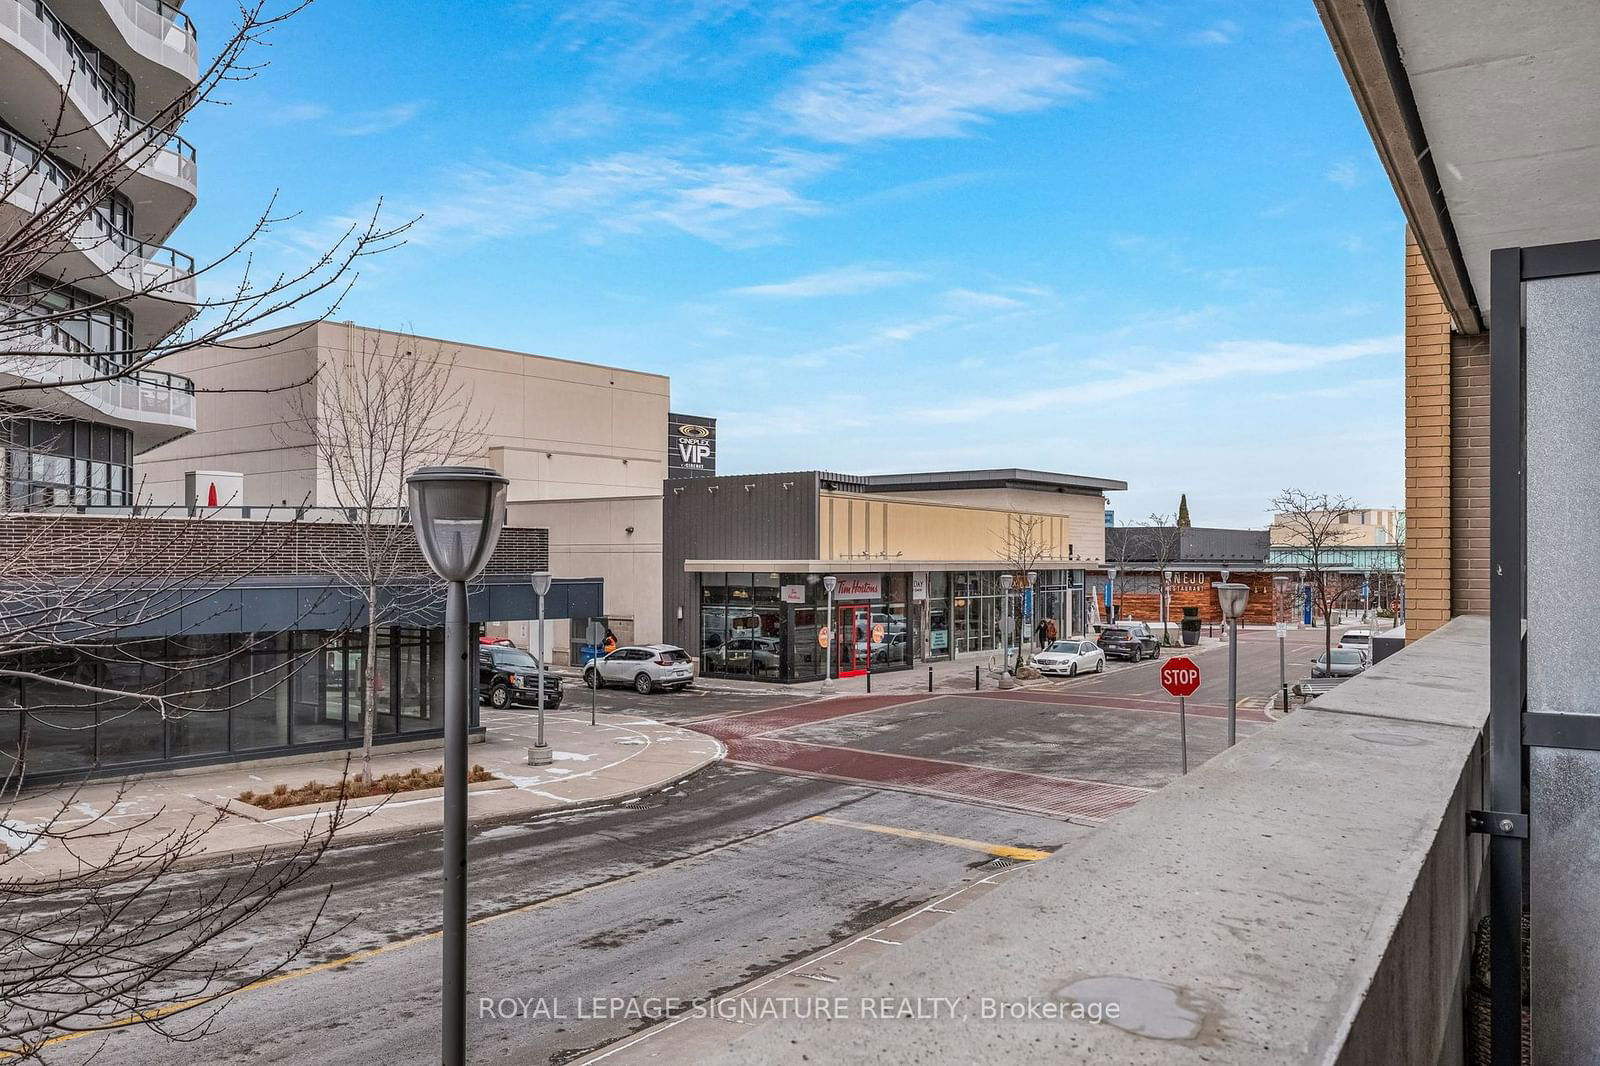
1023,587 -> 1033,621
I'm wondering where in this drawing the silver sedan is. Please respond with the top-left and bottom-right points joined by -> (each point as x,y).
1033,640 -> 1106,678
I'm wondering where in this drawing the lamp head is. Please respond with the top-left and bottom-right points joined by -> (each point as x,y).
822,575 -> 837,594
1212,581 -> 1251,621
531,571 -> 553,598
406,466 -> 508,582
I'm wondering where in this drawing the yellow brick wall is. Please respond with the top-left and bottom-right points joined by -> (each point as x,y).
1405,232 -> 1452,640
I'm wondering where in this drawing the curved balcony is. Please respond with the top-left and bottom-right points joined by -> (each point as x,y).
0,0 -> 198,239
50,0 -> 199,95
2,132 -> 198,343
0,304 -> 197,452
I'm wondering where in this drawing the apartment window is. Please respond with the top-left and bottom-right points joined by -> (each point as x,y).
0,416 -> 132,510
18,276 -> 134,361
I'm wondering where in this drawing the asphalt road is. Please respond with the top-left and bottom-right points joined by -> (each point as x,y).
44,631 -> 1326,1065
69,766 -> 1088,1066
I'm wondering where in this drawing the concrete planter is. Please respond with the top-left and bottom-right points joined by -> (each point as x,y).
222,776 -> 515,822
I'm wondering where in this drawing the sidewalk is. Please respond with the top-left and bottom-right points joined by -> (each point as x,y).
1,709 -> 723,881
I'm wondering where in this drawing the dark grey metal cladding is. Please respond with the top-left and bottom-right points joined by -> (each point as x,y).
60,575 -> 603,639
662,471 -> 822,656
1106,526 -> 1269,567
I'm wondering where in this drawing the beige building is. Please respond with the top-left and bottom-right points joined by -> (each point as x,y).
138,321 -> 670,658
1269,506 -> 1403,548
664,469 -> 1123,683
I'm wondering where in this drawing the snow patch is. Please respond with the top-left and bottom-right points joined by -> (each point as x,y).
552,751 -> 595,762
0,819 -> 44,855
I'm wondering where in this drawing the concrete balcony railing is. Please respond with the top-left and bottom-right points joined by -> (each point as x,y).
0,0 -> 198,196
698,616 -> 1491,1065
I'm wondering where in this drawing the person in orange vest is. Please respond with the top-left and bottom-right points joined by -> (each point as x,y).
603,630 -> 618,655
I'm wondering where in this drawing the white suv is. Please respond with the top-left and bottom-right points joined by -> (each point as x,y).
585,644 -> 695,694
1337,629 -> 1373,652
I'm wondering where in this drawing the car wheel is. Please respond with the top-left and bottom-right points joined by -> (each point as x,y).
489,684 -> 511,709
586,669 -> 603,690
1068,663 -> 1078,678
634,672 -> 654,695
1131,647 -> 1141,663
1095,657 -> 1105,673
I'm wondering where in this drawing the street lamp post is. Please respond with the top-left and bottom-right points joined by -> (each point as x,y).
1273,574 -> 1291,712
820,575 -> 837,694
1212,581 -> 1251,748
1024,570 -> 1037,667
406,466 -> 508,1066
1161,568 -> 1173,646
530,572 -> 553,764
1106,567 -> 1117,625
998,572 -> 1014,689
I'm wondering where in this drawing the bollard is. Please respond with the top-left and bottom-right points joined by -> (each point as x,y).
866,670 -> 872,694
928,667 -> 933,692
975,665 -> 981,690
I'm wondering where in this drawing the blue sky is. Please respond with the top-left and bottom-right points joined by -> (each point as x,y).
181,0 -> 1403,528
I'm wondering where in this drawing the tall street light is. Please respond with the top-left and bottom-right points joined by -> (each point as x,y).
820,575 -> 837,694
998,572 -> 1015,689
1024,570 -> 1038,666
407,465 -> 508,1066
1212,580 -> 1250,748
1161,568 -> 1174,646
1273,574 -> 1291,713
1106,567 -> 1117,626
530,571 -> 553,765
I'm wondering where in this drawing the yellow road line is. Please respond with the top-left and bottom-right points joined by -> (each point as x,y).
807,815 -> 1050,860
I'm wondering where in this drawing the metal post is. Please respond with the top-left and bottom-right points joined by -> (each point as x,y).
975,665 -> 980,690
928,667 -> 933,692
1227,617 -> 1238,747
1279,627 -> 1289,714
530,591 -> 552,765
1179,695 -> 1187,775
442,579 -> 469,1066
820,585 -> 835,694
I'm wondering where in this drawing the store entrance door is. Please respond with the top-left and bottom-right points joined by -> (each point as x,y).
836,604 -> 869,677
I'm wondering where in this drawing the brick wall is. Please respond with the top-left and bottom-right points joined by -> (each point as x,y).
1090,571 -> 1328,626
0,514 -> 549,579
1405,233 -> 1453,640
1450,331 -> 1490,614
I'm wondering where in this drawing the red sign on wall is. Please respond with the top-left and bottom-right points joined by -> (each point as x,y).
1160,657 -> 1202,698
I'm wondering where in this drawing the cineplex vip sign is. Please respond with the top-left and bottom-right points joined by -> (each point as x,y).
668,413 -> 717,477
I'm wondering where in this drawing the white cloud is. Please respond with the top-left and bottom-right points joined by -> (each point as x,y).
266,101 -> 329,124
907,335 -> 1401,424
778,2 -> 1096,143
728,265 -> 923,298
404,148 -> 837,248
337,101 -> 426,137
1189,21 -> 1239,45
1326,161 -> 1360,188
943,288 -> 1025,311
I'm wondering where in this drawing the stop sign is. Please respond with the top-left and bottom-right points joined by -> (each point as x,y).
1161,657 -> 1201,698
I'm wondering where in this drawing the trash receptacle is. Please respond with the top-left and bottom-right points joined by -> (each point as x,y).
1180,606 -> 1201,646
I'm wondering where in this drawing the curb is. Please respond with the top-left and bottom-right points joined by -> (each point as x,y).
220,777 -> 515,823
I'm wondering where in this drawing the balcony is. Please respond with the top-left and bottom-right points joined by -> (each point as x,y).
0,0 -> 198,237
1,305 -> 197,451
681,618 -> 1490,1064
1,130 -> 197,342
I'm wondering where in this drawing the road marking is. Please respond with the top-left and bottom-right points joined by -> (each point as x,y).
8,795 -> 867,1057
806,814 -> 1050,860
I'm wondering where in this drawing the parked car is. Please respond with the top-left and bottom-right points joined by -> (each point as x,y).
1098,623 -> 1162,662
479,635 -> 515,647
1337,628 -> 1373,652
1312,648 -> 1369,678
478,646 -> 563,709
585,644 -> 695,694
1033,639 -> 1106,677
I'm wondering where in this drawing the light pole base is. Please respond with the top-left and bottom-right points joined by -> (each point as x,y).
819,679 -> 836,694
998,674 -> 1016,690
528,744 -> 553,766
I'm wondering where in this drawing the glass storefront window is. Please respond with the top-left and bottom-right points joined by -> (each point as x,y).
787,606 -> 824,680
700,572 -> 727,606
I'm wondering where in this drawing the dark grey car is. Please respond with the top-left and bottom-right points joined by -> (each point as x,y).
1098,623 -> 1161,662
1312,648 -> 1369,678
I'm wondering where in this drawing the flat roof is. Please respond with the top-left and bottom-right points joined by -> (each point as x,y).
820,468 -> 1127,495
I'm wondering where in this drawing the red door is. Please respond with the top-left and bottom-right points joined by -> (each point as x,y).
837,605 -> 868,677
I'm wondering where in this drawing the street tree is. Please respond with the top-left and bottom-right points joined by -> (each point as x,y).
0,512 -> 353,1060
1177,494 -> 1191,528
0,0 -> 406,1053
287,330 -> 487,783
1138,514 -> 1184,645
0,2 -> 408,426
996,513 -> 1053,671
1269,488 -> 1358,663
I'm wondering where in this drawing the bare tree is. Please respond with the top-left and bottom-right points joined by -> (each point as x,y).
1138,514 -> 1184,645
0,1 -> 408,423
996,513 -> 1053,672
0,509 -> 364,1058
286,330 -> 486,783
1269,489 -> 1357,663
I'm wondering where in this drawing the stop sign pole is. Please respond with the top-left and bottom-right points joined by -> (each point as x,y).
1161,657 -> 1201,774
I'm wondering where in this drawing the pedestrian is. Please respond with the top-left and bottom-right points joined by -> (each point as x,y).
1035,618 -> 1048,648
603,629 -> 617,655
1045,617 -> 1058,645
